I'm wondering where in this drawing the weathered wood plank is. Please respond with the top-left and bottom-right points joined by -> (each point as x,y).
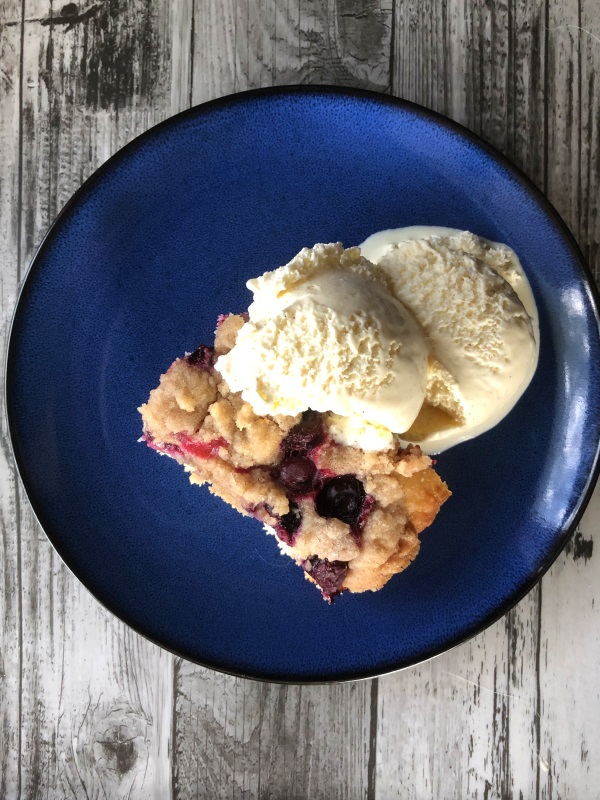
394,0 -> 457,117
19,0 -> 179,249
579,1 -> 600,281
174,662 -> 373,800
0,4 -> 26,797
394,0 -> 547,178
376,606 -> 541,799
545,0 -> 581,248
537,4 -> 600,796
191,0 -> 393,105
380,2 -> 547,797
6,0 -> 188,795
19,564 -> 173,799
537,490 -> 600,799
171,0 -> 194,113
175,3 -> 393,797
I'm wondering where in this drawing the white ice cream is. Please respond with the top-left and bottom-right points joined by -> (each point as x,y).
216,243 -> 429,436
216,229 -> 539,456
360,226 -> 540,452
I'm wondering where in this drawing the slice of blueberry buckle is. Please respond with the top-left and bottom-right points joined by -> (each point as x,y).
139,314 -> 450,601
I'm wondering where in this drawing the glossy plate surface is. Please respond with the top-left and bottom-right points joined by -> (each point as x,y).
7,87 -> 600,682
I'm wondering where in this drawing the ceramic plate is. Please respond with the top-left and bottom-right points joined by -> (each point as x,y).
7,87 -> 600,682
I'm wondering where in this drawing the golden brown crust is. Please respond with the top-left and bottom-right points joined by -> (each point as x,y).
138,359 -> 219,440
214,314 -> 247,354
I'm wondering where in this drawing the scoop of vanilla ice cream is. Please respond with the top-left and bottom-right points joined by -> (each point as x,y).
215,243 -> 429,434
373,231 -> 538,451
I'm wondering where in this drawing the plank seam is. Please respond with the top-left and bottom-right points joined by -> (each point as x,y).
577,0 -> 582,246
387,0 -> 395,95
505,613 -> 512,798
535,582 -> 543,799
543,0 -> 549,197
15,491 -> 22,799
189,0 -> 195,108
367,679 -> 378,800
16,1 -> 26,795
16,0 -> 25,281
172,658 -> 180,800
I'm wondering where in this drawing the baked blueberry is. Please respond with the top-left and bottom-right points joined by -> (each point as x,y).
303,556 -> 349,601
281,410 -> 324,455
278,456 -> 317,493
186,345 -> 215,370
315,475 -> 366,526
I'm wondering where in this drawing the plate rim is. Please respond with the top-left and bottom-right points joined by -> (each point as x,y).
6,84 -> 600,684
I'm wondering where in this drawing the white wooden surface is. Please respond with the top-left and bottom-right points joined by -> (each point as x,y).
0,1 -> 599,797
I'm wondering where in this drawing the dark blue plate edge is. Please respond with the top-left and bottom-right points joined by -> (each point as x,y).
5,84 -> 600,685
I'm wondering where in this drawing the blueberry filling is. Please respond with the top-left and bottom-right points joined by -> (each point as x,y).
303,556 -> 348,601
216,312 -> 249,327
143,433 -> 183,458
186,345 -> 215,370
176,434 -> 228,459
281,410 -> 324,455
278,456 -> 317,493
350,494 -> 375,543
275,501 -> 303,546
315,475 -> 366,526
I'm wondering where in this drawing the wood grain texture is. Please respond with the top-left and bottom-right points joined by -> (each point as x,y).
175,662 -> 373,800
537,4 -> 600,796
545,0 -> 600,279
579,0 -> 600,280
376,606 -> 540,799
394,0 -> 547,177
380,2 -> 549,797
1,0 -> 185,796
190,0 -> 393,104
538,491 -> 600,799
19,566 -> 173,799
18,0 -> 177,250
0,5 -> 26,797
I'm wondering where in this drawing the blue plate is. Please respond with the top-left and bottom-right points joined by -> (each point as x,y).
7,87 -> 600,682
